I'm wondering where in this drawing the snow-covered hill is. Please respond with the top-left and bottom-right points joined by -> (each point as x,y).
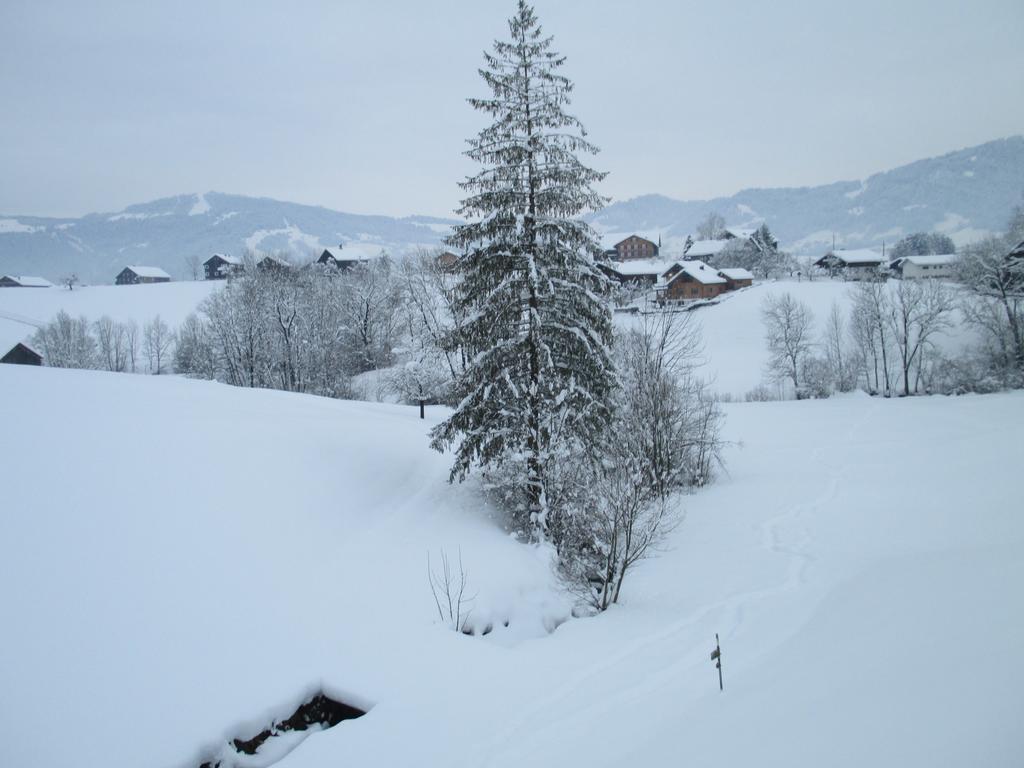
2,136 -> 1022,282
1,366 -> 1020,768
0,280 -> 222,355
617,279 -> 976,399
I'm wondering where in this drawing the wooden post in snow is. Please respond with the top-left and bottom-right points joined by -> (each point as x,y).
419,399 -> 425,419
711,634 -> 723,691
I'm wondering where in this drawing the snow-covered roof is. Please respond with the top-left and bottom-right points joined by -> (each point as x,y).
258,255 -> 291,266
895,254 -> 958,267
827,249 -> 884,265
604,258 -> 677,277
661,260 -> 727,286
725,227 -> 756,240
206,253 -> 242,265
125,265 -> 171,279
1010,239 -> 1024,258
321,245 -> 384,262
1,275 -> 53,287
613,234 -> 658,248
685,240 -> 729,258
717,268 -> 754,280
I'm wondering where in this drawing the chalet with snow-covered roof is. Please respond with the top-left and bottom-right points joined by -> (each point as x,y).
316,245 -> 379,271
889,254 -> 959,279
814,249 -> 885,279
598,259 -> 677,286
722,227 -> 757,241
1,342 -> 42,366
115,266 -> 171,285
656,260 -> 728,302
717,268 -> 754,289
204,253 -> 243,280
257,254 -> 291,272
0,275 -> 54,288
612,235 -> 660,261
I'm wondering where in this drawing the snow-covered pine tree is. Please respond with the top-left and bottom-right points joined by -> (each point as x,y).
430,0 -> 615,540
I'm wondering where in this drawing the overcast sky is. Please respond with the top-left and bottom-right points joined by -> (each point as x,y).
2,0 -> 1022,219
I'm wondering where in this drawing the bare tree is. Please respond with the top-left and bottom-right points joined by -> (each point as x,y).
124,320 -> 139,373
696,211 -> 727,241
183,254 -> 202,281
887,279 -> 954,395
427,549 -> 474,632
93,316 -> 132,372
850,281 -> 894,396
143,315 -> 175,374
557,311 -> 723,612
958,235 -> 1024,371
821,301 -> 858,392
761,292 -> 815,396
32,311 -> 96,368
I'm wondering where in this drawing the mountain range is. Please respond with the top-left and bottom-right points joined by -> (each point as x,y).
1,136 -> 1021,283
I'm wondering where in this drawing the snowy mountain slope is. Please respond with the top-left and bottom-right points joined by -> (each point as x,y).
588,135 -> 1024,254
0,280 -> 222,355
0,192 -> 457,283
2,136 -> 1021,282
1,366 -> 1020,768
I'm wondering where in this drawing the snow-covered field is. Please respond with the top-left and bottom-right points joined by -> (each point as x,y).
1,365 -> 1020,767
0,281 -> 220,352
617,279 -> 976,398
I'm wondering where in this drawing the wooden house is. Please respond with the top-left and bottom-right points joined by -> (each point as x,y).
0,275 -> 53,288
257,254 -> 291,272
115,266 -> 171,285
1,342 -> 42,366
204,254 -> 243,280
717,268 -> 754,289
656,260 -> 728,302
889,254 -> 958,279
317,246 -> 372,271
814,249 -> 885,279
612,235 -> 660,261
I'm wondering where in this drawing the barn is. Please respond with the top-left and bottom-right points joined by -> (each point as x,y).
1,342 -> 43,366
317,246 -> 382,271
115,266 -> 171,285
0,275 -> 54,288
889,254 -> 959,279
814,249 -> 885,279
257,254 -> 291,272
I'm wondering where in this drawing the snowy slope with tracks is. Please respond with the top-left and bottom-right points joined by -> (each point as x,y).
0,366 -> 1020,767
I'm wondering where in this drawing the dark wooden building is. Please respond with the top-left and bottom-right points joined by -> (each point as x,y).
317,246 -> 373,271
613,235 -> 660,261
657,261 -> 728,302
1,342 -> 43,366
115,266 -> 171,285
257,255 -> 291,272
204,254 -> 243,280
